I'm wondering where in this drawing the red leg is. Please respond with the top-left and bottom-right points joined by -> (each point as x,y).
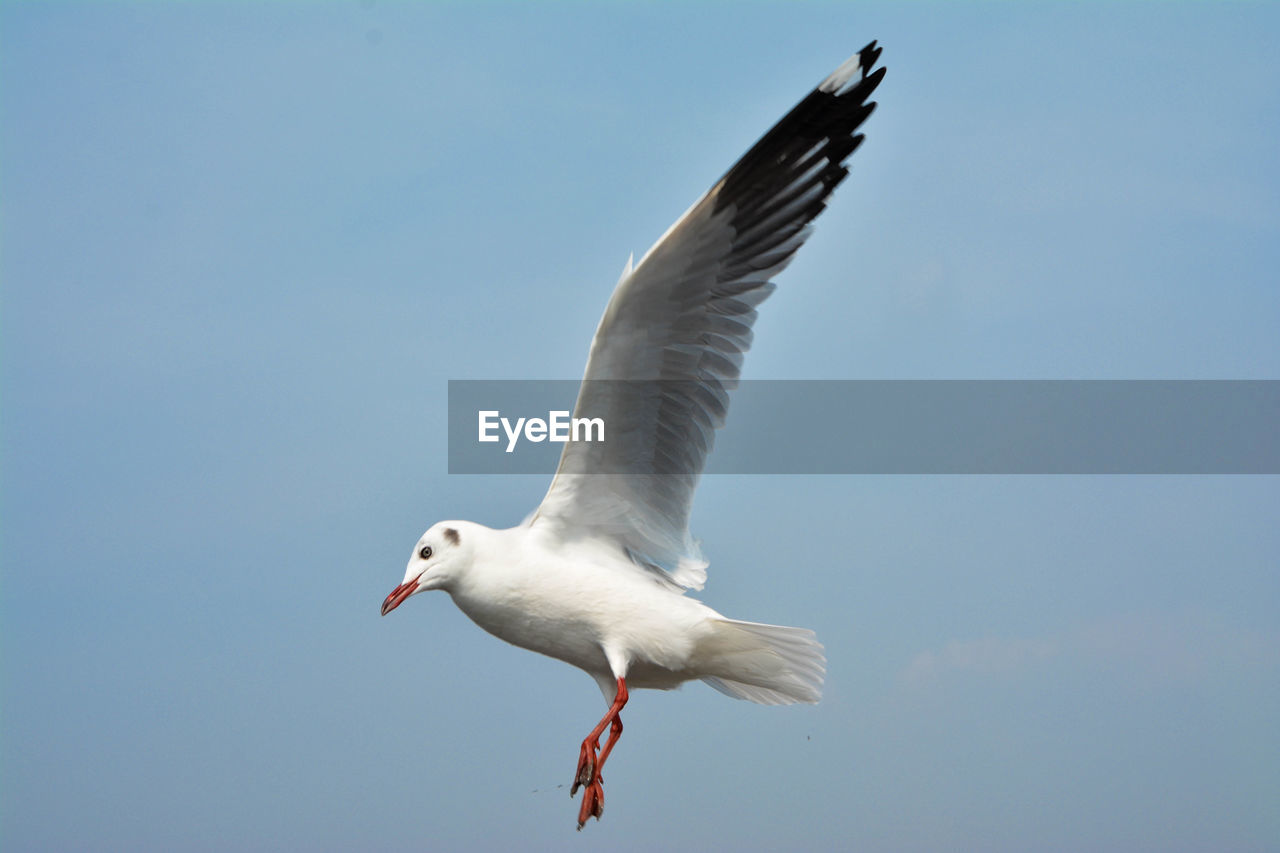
596,684 -> 627,771
572,676 -> 628,829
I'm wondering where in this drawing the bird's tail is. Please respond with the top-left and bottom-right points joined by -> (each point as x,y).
697,618 -> 825,705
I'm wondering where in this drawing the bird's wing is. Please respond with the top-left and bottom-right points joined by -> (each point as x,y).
529,43 -> 885,591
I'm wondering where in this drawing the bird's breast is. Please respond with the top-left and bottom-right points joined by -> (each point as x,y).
447,574 -> 611,675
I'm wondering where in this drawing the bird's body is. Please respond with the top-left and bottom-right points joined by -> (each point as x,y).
450,522 -> 711,693
424,520 -> 824,702
381,41 -> 885,827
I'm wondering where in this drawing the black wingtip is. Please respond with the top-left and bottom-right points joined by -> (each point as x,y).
861,66 -> 887,98
860,41 -> 883,77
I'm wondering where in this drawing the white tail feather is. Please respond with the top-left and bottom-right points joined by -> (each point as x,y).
697,619 -> 825,705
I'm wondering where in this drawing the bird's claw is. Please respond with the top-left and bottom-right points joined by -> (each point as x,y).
572,739 -> 605,828
571,741 -> 597,794
575,779 -> 604,829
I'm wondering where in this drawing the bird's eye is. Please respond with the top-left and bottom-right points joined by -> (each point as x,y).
419,545 -> 433,560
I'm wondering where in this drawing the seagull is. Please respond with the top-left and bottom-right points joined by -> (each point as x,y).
381,42 -> 885,829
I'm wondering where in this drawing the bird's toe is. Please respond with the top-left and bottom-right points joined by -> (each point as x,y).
575,779 -> 604,829
572,742 -> 597,793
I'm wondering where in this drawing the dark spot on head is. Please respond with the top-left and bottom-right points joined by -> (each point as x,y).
443,527 -> 460,546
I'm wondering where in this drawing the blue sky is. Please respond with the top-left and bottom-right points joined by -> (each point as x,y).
3,3 -> 1278,850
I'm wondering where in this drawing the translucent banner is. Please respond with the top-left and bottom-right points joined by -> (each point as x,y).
447,380 -> 1279,474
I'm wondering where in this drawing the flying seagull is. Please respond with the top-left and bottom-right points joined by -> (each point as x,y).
382,41 -> 885,829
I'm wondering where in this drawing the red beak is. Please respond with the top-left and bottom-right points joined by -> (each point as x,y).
381,578 -> 419,616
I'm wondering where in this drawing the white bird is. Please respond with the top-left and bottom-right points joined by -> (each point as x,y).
382,42 -> 885,829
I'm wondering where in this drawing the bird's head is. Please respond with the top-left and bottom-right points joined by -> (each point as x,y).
380,521 -> 472,615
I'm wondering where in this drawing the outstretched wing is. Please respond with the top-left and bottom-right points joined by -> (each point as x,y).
530,43 -> 885,590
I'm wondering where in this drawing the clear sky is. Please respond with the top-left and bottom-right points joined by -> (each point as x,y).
3,3 -> 1278,850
